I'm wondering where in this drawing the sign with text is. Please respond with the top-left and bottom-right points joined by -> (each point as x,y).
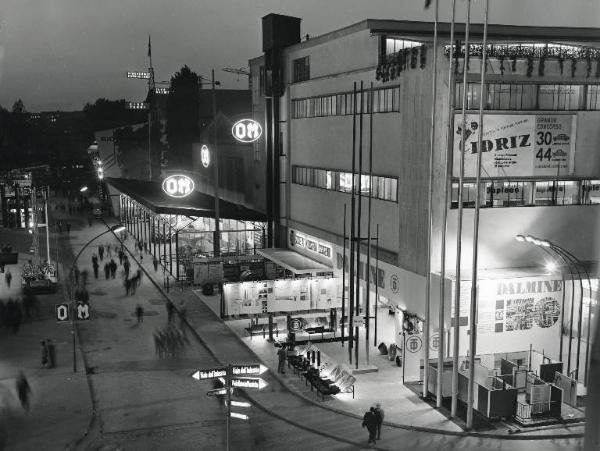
231,364 -> 266,376
55,303 -> 69,322
127,71 -> 150,79
231,377 -> 266,389
231,119 -> 262,143
192,367 -> 227,380
453,113 -> 576,177
289,229 -> 332,261
76,302 -> 90,320
200,145 -> 210,168
162,174 -> 195,198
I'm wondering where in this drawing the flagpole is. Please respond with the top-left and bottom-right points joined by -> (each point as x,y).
423,0 -> 439,400
451,0 -> 471,419
147,35 -> 154,182
466,0 -> 489,430
438,0 -> 457,410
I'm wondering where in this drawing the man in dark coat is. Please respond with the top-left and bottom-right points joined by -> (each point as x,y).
362,407 -> 378,445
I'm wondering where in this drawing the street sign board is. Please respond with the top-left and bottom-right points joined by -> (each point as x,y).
231,364 -> 267,376
353,315 -> 365,327
155,87 -> 170,95
127,71 -> 151,79
192,367 -> 227,380
206,388 -> 228,397
76,302 -> 90,320
55,303 -> 69,322
162,174 -> 195,198
230,412 -> 249,420
231,377 -> 266,390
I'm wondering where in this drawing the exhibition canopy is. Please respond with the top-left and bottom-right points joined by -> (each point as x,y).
257,248 -> 333,275
106,177 -> 267,221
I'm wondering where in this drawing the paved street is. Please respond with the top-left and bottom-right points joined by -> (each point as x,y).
0,203 -> 588,450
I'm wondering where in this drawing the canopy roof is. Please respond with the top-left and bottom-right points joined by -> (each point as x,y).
257,248 -> 333,275
106,177 -> 267,222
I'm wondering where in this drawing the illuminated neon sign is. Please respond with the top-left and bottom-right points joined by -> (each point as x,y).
200,145 -> 210,168
162,175 -> 195,198
232,119 -> 262,143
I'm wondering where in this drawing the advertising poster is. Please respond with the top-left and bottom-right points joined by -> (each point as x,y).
450,277 -> 563,357
453,113 -> 576,177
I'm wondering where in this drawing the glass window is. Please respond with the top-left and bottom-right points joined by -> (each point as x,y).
485,181 -> 532,207
538,85 -> 582,110
339,172 -> 353,193
293,56 -> 310,83
326,171 -> 333,190
586,85 -> 600,110
534,181 -> 556,205
582,180 -> 600,204
555,180 -> 579,205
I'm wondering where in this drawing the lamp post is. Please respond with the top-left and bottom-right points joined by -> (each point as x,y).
516,234 -> 592,384
68,223 -> 125,372
198,71 -> 221,257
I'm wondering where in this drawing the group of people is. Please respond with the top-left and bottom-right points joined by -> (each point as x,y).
153,325 -> 189,358
0,295 -> 39,334
362,403 -> 384,445
54,219 -> 72,234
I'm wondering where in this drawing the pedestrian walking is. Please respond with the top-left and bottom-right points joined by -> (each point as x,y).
277,344 -> 287,374
81,269 -> 89,286
106,243 -> 112,257
123,258 -> 130,278
362,407 -> 378,445
47,339 -> 56,368
179,301 -> 187,328
5,269 -> 12,288
104,263 -> 110,279
41,341 -> 49,368
98,245 -> 104,261
135,304 -> 144,323
93,261 -> 99,279
16,371 -> 31,413
374,403 -> 384,440
166,300 -> 174,323
66,222 -> 71,234
109,259 -> 117,278
153,256 -> 158,272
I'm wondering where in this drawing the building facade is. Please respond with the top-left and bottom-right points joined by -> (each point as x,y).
251,15 -> 600,383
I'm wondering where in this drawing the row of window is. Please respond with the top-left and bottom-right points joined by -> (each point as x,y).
451,179 -> 600,208
456,82 -> 600,111
291,86 -> 401,119
292,165 -> 398,202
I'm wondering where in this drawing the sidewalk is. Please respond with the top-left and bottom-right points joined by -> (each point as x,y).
110,218 -> 585,441
0,224 -> 92,451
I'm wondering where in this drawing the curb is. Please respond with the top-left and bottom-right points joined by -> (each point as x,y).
114,228 -> 585,442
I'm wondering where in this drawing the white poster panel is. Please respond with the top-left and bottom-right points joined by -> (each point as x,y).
450,276 -> 563,358
313,278 -> 341,310
269,279 -> 311,312
453,113 -> 576,177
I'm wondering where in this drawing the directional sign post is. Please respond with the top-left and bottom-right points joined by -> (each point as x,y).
192,363 -> 267,451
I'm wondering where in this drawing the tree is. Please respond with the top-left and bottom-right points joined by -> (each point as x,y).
83,98 -> 146,131
166,65 -> 200,168
11,99 -> 26,114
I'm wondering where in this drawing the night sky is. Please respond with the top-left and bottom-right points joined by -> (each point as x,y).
0,0 -> 598,112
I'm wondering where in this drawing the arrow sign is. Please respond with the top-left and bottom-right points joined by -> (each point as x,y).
206,388 -> 228,397
231,377 -> 267,390
192,367 -> 227,380
231,364 -> 267,376
230,412 -> 249,421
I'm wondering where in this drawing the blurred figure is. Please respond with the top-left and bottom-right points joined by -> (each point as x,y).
16,371 -> 31,412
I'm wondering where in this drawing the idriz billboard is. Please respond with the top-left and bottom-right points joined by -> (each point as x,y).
453,114 -> 576,177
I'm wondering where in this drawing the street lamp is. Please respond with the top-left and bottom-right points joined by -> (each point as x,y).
80,186 -> 88,193
516,234 -> 592,383
68,223 -> 125,372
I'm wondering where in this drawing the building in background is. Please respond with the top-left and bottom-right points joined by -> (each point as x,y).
250,14 -> 600,389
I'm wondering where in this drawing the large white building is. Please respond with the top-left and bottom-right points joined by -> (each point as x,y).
250,14 -> 600,385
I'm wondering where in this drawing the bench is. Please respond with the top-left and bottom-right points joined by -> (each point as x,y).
302,365 -> 356,401
244,322 -> 280,340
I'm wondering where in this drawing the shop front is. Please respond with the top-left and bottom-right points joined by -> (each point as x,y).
107,177 -> 267,282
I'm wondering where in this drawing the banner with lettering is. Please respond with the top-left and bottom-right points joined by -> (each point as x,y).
452,113 -> 576,177
451,276 -> 564,357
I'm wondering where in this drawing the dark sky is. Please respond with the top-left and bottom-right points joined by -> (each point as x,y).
0,0 -> 598,112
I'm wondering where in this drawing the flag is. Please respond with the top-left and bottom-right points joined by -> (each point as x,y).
424,0 -> 432,8
148,35 -> 152,58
